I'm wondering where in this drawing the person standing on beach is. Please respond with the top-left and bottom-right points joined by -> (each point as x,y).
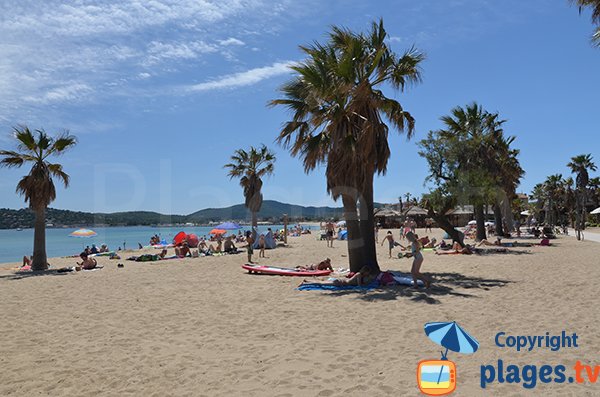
258,234 -> 266,258
245,231 -> 254,262
425,218 -> 433,233
382,231 -> 403,258
325,221 -> 335,248
406,231 -> 431,288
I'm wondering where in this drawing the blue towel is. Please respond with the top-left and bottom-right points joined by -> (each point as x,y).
297,281 -> 378,291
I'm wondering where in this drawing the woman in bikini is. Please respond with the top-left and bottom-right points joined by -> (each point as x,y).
406,232 -> 432,288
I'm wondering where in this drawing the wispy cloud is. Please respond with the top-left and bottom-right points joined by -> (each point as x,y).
187,61 -> 294,92
0,0 -> 294,128
219,38 -> 246,46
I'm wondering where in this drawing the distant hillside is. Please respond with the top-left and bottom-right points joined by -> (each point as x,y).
0,208 -> 187,229
187,200 -> 345,222
0,200 -> 387,229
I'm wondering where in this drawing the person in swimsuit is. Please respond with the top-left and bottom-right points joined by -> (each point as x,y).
77,252 -> 98,270
325,221 -> 335,248
296,258 -> 333,271
382,231 -> 404,258
406,231 -> 431,288
245,231 -> 255,263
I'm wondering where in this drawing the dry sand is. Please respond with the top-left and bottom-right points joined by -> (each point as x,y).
1,228 -> 600,396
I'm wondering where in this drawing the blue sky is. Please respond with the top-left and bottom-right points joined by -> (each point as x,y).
0,0 -> 598,215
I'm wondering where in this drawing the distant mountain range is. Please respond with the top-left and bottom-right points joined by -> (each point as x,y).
0,200 -> 354,229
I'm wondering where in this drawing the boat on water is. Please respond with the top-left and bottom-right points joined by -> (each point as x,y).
16,228 -> 23,231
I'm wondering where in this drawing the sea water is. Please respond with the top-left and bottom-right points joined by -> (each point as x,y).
0,224 -> 317,264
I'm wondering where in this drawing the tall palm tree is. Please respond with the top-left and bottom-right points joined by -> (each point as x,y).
0,126 -> 77,270
568,154 -> 597,239
437,103 -> 507,241
224,145 -> 275,237
544,174 -> 566,227
572,0 -> 600,45
271,20 -> 424,272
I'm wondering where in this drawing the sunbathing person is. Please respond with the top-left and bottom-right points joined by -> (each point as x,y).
77,252 -> 98,270
127,249 -> 168,262
175,242 -> 191,257
436,242 -> 474,255
224,237 -> 238,253
208,240 -> 222,254
22,255 -> 32,268
422,238 -> 438,249
306,265 -> 377,287
296,258 -> 333,271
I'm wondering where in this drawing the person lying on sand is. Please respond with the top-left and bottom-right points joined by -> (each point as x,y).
305,265 -> 377,287
127,249 -> 168,262
77,252 -> 97,270
435,242 -> 475,255
296,258 -> 333,271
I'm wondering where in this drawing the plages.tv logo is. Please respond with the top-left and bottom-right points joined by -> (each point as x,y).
417,321 -> 479,396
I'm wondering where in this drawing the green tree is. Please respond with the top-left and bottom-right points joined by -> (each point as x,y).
224,145 -> 276,237
0,127 -> 77,270
572,0 -> 600,45
271,20 -> 424,272
567,154 -> 597,239
419,103 -> 521,242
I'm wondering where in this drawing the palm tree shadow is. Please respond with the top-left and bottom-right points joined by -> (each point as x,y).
313,272 -> 511,304
0,270 -> 75,280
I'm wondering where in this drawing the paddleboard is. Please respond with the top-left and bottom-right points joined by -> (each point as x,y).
242,264 -> 332,277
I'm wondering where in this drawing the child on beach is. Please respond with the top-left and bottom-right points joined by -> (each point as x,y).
382,231 -> 404,258
405,231 -> 431,288
245,232 -> 255,263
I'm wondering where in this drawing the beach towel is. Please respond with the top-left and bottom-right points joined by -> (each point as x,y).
297,281 -> 378,291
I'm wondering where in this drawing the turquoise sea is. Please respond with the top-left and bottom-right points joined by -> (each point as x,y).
0,224 -> 316,264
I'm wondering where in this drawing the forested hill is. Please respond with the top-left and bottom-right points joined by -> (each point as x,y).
0,200 -> 352,229
186,200 -> 344,222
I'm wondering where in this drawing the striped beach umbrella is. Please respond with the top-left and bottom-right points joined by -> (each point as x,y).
424,321 -> 479,356
69,228 -> 97,238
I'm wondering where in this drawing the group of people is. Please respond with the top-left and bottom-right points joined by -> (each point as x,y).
83,244 -> 109,255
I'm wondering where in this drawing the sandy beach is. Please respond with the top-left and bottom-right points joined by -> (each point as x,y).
1,229 -> 599,396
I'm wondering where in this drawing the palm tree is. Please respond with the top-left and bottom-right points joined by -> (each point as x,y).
572,0 -> 600,45
271,20 -> 424,272
436,103 -> 508,241
568,154 -> 597,239
543,174 -> 566,227
224,145 -> 275,237
0,127 -> 77,270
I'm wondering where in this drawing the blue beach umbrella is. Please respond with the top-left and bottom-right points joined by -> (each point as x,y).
424,321 -> 479,384
215,222 -> 241,230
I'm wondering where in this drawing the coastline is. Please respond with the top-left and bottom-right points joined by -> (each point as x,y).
2,229 -> 600,395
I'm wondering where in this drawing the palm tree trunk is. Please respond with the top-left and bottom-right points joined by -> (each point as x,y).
251,211 -> 258,240
358,180 -> 379,273
493,201 -> 504,237
342,194 -> 364,273
32,206 -> 48,271
475,203 -> 487,241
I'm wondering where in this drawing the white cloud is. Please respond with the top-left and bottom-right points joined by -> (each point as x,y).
26,82 -> 93,104
145,40 -> 217,64
187,61 -> 294,92
219,37 -> 245,46
0,0 -> 294,128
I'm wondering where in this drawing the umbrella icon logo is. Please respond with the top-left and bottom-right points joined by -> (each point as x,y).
417,321 -> 479,396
